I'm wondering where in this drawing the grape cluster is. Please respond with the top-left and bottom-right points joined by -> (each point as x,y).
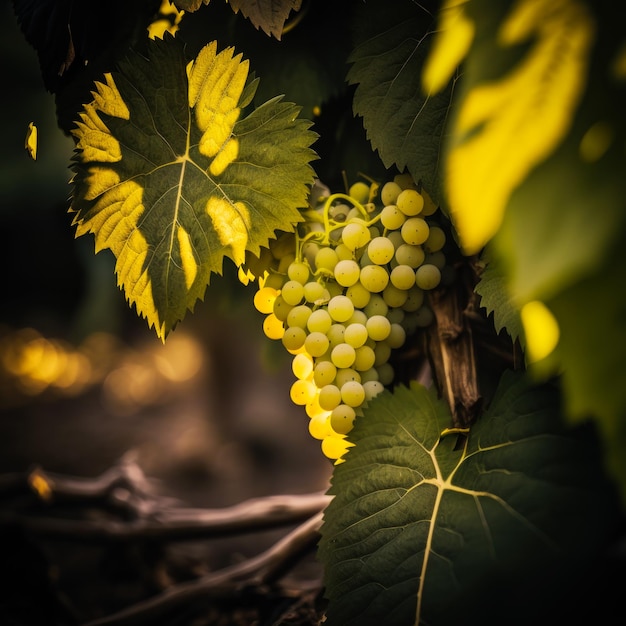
250,175 -> 449,462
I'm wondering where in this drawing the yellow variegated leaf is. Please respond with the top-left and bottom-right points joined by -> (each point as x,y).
70,36 -> 317,340
446,0 -> 595,255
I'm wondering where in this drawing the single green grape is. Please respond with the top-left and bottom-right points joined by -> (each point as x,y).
334,259 -> 361,287
330,404 -> 356,434
349,181 -> 371,204
328,295 -> 355,322
415,263 -> 441,290
366,315 -> 391,341
304,331 -> 330,357
367,236 -> 395,265
359,264 -> 389,293
396,188 -> 424,216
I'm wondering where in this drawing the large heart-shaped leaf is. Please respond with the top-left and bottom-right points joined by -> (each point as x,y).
318,371 -> 621,625
70,35 -> 317,339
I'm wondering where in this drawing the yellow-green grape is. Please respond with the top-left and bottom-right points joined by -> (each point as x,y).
305,396 -> 326,418
315,246 -> 339,272
282,326 -> 307,351
425,225 -> 446,252
340,381 -> 365,408
380,180 -> 402,205
415,264 -> 442,290
377,362 -> 395,386
309,414 -> 332,440
302,241 -> 320,267
321,434 -> 353,460
349,181 -> 371,204
347,309 -> 368,325
353,345 -> 376,371
402,287 -> 425,312
263,271 -> 286,290
382,284 -> 408,308
335,243 -> 353,260
363,294 -> 388,317
373,341 -> 392,367
344,323 -> 368,348
334,259 -> 361,287
395,244 -> 424,268
327,295 -> 354,322
396,188 -> 424,216
303,281 -> 329,304
346,283 -> 371,309
363,379 -> 385,401
359,264 -> 389,293
394,172 -> 417,190
360,367 -> 379,384
335,368 -> 361,387
287,304 -> 312,329
401,217 -> 430,245
387,323 -> 407,349
263,313 -> 284,340
331,343 -> 356,369
387,307 -> 405,325
330,404 -> 356,434
281,280 -> 305,306
290,379 -> 317,406
329,202 -> 351,221
326,323 -> 346,348
366,315 -> 391,341
380,204 -> 406,230
304,331 -> 330,357
390,264 -> 416,290
387,230 -> 404,250
319,384 -> 342,410
273,295 -> 294,322
307,308 -> 333,334
277,252 -> 296,274
288,261 -> 311,283
254,287 -> 278,314
341,221 -> 371,251
367,236 -> 395,265
314,360 -> 337,386
292,353 -> 314,379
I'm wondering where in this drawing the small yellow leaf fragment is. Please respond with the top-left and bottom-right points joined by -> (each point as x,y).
205,196 -> 250,266
177,225 -> 198,290
25,121 -> 37,160
28,468 -> 53,502
521,300 -> 560,363
422,0 -> 474,95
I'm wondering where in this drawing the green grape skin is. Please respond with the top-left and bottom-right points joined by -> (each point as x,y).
288,261 -> 311,283
347,310 -> 368,326
290,379 -> 317,406
331,342 -> 357,369
341,221 -> 371,251
395,243 -> 425,268
377,362 -> 395,386
401,217 -> 430,245
387,323 -> 407,349
349,181 -> 371,204
307,308 -> 333,334
353,345 -> 376,371
281,280 -> 305,306
382,284 -> 408,308
390,264 -> 416,290
303,281 -> 329,304
282,326 -> 307,351
334,259 -> 361,287
340,381 -> 366,407
402,287 -> 425,312
380,181 -> 402,205
366,315 -> 392,342
363,379 -> 385,401
396,188 -> 424,216
425,226 -> 446,253
380,204 -> 406,230
335,368 -> 361,387
373,341 -> 392,367
319,384 -> 342,410
286,304 -> 312,329
424,250 -> 446,270
363,294 -> 388,318
314,360 -> 337,386
292,353 -> 314,379
360,367 -> 380,383
346,283 -> 371,309
309,413 -> 332,440
327,295 -> 355,322
344,323 -> 368,348
304,331 -> 330,357
315,246 -> 339,272
367,237 -> 395,265
254,286 -> 278,314
326,323 -> 346,348
359,264 -> 389,293
415,264 -> 442,290
330,404 -> 356,435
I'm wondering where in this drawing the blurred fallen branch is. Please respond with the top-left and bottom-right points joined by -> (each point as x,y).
0,454 -> 331,541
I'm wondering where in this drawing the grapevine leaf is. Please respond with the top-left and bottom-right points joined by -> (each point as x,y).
319,372 -> 621,626
229,0 -> 303,39
474,251 -> 524,344
70,35 -> 317,340
439,0 -> 595,255
347,0 -> 453,205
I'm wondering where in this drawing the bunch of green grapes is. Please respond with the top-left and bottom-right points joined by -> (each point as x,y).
249,175 -> 449,462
